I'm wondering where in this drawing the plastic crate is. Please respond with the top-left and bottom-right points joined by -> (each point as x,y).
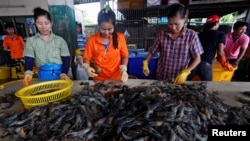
128,52 -> 158,79
212,62 -> 237,82
15,80 -> 73,109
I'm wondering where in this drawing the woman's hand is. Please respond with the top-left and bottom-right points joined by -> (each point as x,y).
60,73 -> 71,81
120,65 -> 128,83
23,70 -> 33,87
82,63 -> 98,77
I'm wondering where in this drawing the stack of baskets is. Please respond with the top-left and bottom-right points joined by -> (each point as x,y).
15,80 -> 73,109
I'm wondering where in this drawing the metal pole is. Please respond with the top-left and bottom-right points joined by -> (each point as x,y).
11,17 -> 17,34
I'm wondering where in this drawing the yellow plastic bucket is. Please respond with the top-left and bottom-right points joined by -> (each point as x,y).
11,66 -> 18,79
17,72 -> 24,79
212,62 -> 237,82
0,67 -> 10,79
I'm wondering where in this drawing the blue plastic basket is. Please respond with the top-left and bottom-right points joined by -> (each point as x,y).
38,64 -> 62,81
128,52 -> 159,79
128,49 -> 145,57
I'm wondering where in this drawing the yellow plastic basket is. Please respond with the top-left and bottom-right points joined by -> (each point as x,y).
212,62 -> 237,82
15,80 -> 73,109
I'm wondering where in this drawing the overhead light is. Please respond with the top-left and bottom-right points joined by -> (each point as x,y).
0,5 -> 25,8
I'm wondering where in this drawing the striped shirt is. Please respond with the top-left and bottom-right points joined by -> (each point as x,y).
24,33 -> 70,67
150,27 -> 203,81
77,33 -> 86,50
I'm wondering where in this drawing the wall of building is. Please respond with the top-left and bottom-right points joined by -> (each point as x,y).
0,0 -> 48,17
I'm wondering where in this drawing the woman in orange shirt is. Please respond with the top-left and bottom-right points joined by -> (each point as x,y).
82,6 -> 129,83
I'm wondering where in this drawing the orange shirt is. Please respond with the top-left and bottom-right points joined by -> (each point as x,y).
3,34 -> 24,59
84,32 -> 129,81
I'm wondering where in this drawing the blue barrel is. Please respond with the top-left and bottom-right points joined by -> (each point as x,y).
38,64 -> 62,81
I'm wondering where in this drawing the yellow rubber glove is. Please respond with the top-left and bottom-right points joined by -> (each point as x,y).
120,65 -> 128,83
174,69 -> 191,85
142,60 -> 150,76
60,73 -> 71,81
75,48 -> 82,56
23,70 -> 33,87
82,63 -> 98,78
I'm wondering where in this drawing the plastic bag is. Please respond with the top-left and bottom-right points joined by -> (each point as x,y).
124,29 -> 130,38
76,63 -> 89,80
75,56 -> 89,80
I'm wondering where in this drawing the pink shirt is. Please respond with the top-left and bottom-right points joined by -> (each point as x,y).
224,33 -> 249,59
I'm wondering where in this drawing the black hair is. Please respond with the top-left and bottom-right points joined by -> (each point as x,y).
5,23 -> 14,29
33,7 -> 52,22
233,21 -> 248,30
97,7 -> 118,49
76,23 -> 82,33
76,23 -> 82,27
97,7 -> 116,25
203,22 -> 217,31
167,3 -> 188,19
